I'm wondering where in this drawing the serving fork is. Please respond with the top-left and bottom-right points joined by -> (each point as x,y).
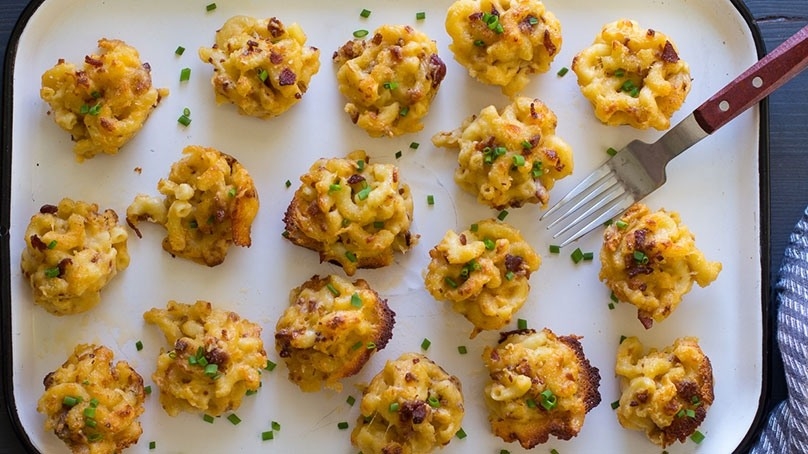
541,25 -> 808,246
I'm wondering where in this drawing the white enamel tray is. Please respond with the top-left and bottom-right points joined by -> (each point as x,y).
3,0 -> 766,453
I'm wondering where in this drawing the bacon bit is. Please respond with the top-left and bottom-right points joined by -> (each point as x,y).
543,30 -> 557,55
638,312 -> 654,329
39,204 -> 58,214
661,41 -> 680,63
529,102 -> 538,119
207,348 -> 230,366
504,254 -> 524,272
100,118 -> 115,132
270,51 -> 283,64
390,46 -> 402,61
278,68 -> 296,86
405,372 -> 417,382
468,11 -> 483,21
134,167 -> 142,174
75,71 -> 90,88
30,235 -> 47,251
371,33 -> 383,46
56,258 -> 72,277
142,62 -> 151,72
459,234 -> 467,245
268,17 -> 285,38
347,174 -> 365,185
647,29 -> 656,37
428,54 -> 447,88
399,401 -> 427,424
84,56 -> 103,67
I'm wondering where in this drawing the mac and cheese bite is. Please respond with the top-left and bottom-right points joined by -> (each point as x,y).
275,274 -> 395,392
445,0 -> 563,96
37,344 -> 146,454
126,145 -> 259,267
283,151 -> 417,276
333,24 -> 447,137
143,300 -> 267,416
425,219 -> 540,338
615,336 -> 714,447
21,199 -> 129,315
351,353 -> 464,454
432,97 -> 573,210
198,15 -> 320,118
40,38 -> 167,161
483,329 -> 601,448
599,203 -> 721,328
572,19 -> 691,130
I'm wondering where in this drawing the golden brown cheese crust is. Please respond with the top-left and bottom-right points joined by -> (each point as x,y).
571,19 -> 691,130
615,336 -> 714,447
143,300 -> 267,416
445,0 -> 562,96
283,151 -> 417,276
483,329 -> 601,449
198,15 -> 320,118
126,145 -> 259,267
274,274 -> 395,392
20,198 -> 129,315
599,203 -> 722,328
425,219 -> 540,338
432,97 -> 573,210
40,38 -> 167,161
333,24 -> 446,137
37,344 -> 145,454
351,353 -> 464,454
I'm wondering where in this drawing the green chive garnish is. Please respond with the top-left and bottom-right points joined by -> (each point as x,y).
409,142 -> 420,149
203,414 -> 215,423
421,338 -> 431,350
47,240 -> 57,249
549,245 -> 561,253
497,210 -> 508,220
353,29 -> 369,38
205,3 -> 217,11
389,402 -> 400,412
427,195 -> 434,205
337,421 -> 349,430
175,46 -> 185,55
611,400 -> 619,409
326,283 -> 340,296
265,360 -> 277,371
63,396 -> 80,407
262,431 -> 274,441
458,345 -> 467,354
607,147 -> 618,156
351,293 -> 362,307
539,389 -> 558,410
557,67 -> 569,77
180,67 -> 191,82
346,395 -> 356,406
227,413 -> 241,425
360,8 -> 371,18
135,340 -> 143,351
517,318 -> 527,330
690,430 -> 706,444
416,11 -> 426,20
571,248 -> 584,263
455,428 -> 467,439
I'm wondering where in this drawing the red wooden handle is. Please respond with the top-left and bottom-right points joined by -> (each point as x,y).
693,24 -> 808,134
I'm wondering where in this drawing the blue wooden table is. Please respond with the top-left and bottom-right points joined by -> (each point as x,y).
1,1 -> 806,452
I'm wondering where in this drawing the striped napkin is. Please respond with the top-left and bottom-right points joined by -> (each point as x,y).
752,209 -> 808,453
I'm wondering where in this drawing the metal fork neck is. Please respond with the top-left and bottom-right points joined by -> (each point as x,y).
655,113 -> 710,161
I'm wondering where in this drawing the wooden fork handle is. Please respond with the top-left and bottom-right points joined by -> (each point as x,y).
693,24 -> 808,134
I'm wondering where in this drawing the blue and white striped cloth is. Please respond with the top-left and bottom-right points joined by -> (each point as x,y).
752,209 -> 808,453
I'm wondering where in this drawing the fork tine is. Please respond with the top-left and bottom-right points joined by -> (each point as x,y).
554,192 -> 635,247
550,182 -> 626,236
544,174 -> 621,230
540,163 -> 614,222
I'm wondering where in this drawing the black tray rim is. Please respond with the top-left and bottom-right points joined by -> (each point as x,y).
0,0 -> 770,452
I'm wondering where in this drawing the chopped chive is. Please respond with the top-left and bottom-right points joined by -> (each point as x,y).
691,430 -> 706,444
583,251 -> 594,261
611,400 -> 619,409
180,67 -> 191,82
351,340 -> 364,351
144,385 -> 152,395
89,398 -> 99,408
395,150 -> 402,159
409,142 -> 420,149
360,8 -> 371,18
512,155 -> 526,166
557,66 -> 569,77
135,340 -> 143,351
505,271 -> 515,281
619,335 -> 627,344
353,29 -> 369,38
88,103 -> 102,115
526,398 -> 537,408
550,450 -> 560,454
351,293 -> 362,307
47,240 -> 57,249
357,185 -> 372,200
262,431 -> 274,441
549,245 -> 561,254
444,276 -> 458,288
615,220 -> 629,229
329,183 -> 341,192
272,421 -> 281,431
204,363 -> 219,378
227,413 -> 242,425
83,407 -> 96,419
87,433 -> 103,442
383,81 -> 399,90
149,441 -> 156,449
205,3 -> 216,11
539,389 -> 558,410
603,219 -> 614,227
571,248 -> 584,263
456,427 -> 468,439
457,345 -> 468,354
258,69 -> 269,82
521,140 -> 532,149
607,147 -> 618,156
85,418 -> 97,428
175,46 -> 185,55
692,396 -> 702,406
337,421 -> 349,430
228,188 -> 237,198
366,342 -> 376,350
178,115 -> 191,126
421,338 -> 431,350
345,251 -> 358,262
346,395 -> 356,406
517,318 -> 527,330
532,161 -> 544,178
326,283 -> 340,296
633,250 -> 649,264
497,210 -> 508,221
427,396 -> 440,408
528,16 -> 539,25
416,11 -> 426,20
427,195 -> 435,205
608,302 -> 615,310
373,221 -> 384,228
389,402 -> 400,412
615,68 -> 625,77
203,414 -> 215,423
356,159 -> 365,171
474,39 -> 486,47
265,360 -> 277,371
245,389 -> 258,396
483,238 -> 496,250
285,180 -> 292,188
44,266 -> 60,278
399,106 -> 409,117
610,292 -> 619,303
470,223 -> 479,232
500,450 -> 511,454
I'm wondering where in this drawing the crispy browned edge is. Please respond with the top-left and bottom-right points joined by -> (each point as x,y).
657,345 -> 715,447
275,275 -> 396,384
489,329 -> 602,449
